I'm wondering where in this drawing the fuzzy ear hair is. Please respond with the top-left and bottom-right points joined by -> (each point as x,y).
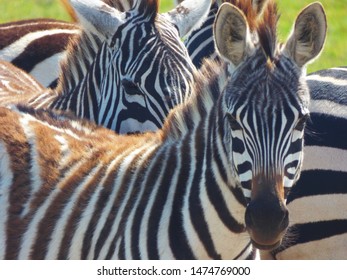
214,3 -> 254,67
283,2 -> 327,68
70,0 -> 125,38
163,0 -> 211,38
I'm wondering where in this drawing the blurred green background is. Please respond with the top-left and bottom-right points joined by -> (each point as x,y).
0,0 -> 346,73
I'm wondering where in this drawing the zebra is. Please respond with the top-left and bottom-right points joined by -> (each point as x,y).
0,1 -> 157,90
260,67 -> 347,259
0,0 -> 327,259
178,0 -> 347,259
0,60 -> 46,102
0,18 -> 79,88
0,0 -> 211,134
0,0 -> 138,89
177,0 -> 268,69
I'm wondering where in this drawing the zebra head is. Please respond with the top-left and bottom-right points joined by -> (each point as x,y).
70,0 -> 211,134
214,1 -> 327,249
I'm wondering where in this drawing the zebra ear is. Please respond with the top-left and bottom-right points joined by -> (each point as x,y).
214,3 -> 254,67
163,0 -> 211,38
283,2 -> 327,68
70,0 -> 125,38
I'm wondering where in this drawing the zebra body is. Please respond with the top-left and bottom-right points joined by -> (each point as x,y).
0,0 -> 211,134
0,18 -> 79,88
262,67 -> 347,259
0,1 -> 327,259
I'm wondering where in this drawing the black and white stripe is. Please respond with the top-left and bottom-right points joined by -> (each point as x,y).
0,18 -> 79,88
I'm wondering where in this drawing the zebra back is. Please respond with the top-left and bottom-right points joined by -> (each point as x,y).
0,60 -> 48,105
0,18 -> 79,88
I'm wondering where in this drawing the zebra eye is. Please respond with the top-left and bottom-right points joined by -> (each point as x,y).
294,115 -> 309,131
227,114 -> 242,130
122,80 -> 142,96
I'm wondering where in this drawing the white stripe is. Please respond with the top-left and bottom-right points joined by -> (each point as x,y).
0,141 -> 14,259
123,145 -> 161,259
157,156 -> 180,259
239,170 -> 252,182
331,67 -> 347,72
276,233 -> 347,259
287,194 -> 347,225
18,157 -> 90,259
46,164 -> 104,259
18,116 -> 42,218
302,146 -> 347,172
306,75 -> 347,86
29,53 -> 67,87
138,151 -> 170,259
96,144 -> 157,259
0,20 -> 76,30
310,99 -> 347,119
0,29 -> 79,61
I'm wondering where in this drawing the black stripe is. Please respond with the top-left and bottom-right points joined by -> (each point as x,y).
189,120 -> 221,259
287,170 -> 347,203
11,33 -> 71,72
169,135 -> 195,259
130,149 -> 166,259
147,147 -> 178,259
275,220 -> 347,256
305,114 -> 347,149
0,19 -> 75,49
95,152 -> 147,259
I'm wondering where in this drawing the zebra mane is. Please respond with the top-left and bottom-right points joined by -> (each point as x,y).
256,0 -> 279,62
224,0 -> 269,31
55,29 -> 100,96
162,59 -> 227,141
132,0 -> 159,21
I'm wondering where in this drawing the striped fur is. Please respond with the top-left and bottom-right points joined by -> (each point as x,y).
0,0 -> 326,259
0,60 -> 46,102
0,0 -> 135,89
183,0 -> 268,68
0,0 -> 210,134
0,19 -> 79,88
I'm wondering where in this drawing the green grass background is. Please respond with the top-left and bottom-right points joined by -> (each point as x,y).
0,0 -> 346,73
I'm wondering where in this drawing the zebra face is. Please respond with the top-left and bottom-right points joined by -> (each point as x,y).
224,54 -> 310,199
94,0 -> 211,134
220,53 -> 309,249
214,1 -> 326,249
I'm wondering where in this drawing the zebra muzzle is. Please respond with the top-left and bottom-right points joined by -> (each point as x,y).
244,175 -> 289,250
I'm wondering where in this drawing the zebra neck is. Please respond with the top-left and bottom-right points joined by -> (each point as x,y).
168,109 -> 247,259
163,62 -> 249,259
